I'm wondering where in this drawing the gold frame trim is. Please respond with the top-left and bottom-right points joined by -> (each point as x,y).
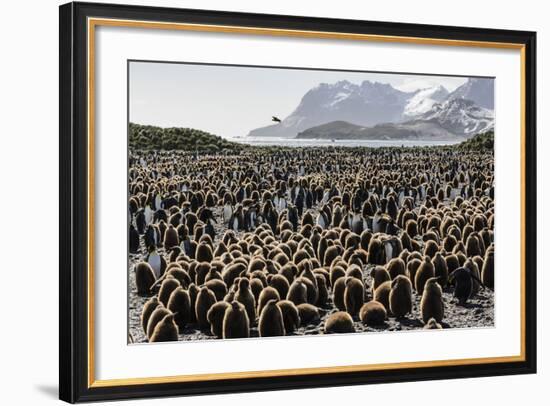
87,17 -> 527,388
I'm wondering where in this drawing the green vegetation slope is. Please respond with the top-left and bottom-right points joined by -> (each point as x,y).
456,131 -> 494,151
129,123 -> 244,153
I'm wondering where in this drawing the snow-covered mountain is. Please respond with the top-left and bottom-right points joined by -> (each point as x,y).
248,80 -> 414,138
247,77 -> 494,139
420,98 -> 494,136
403,85 -> 449,118
445,77 -> 494,109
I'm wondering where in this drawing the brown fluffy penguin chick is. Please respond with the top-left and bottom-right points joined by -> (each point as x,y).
323,245 -> 341,267
315,273 -> 329,306
373,280 -> 391,312
195,286 -> 217,330
249,278 -> 264,302
370,266 -> 391,293
235,278 -> 257,324
207,301 -> 230,338
424,317 -> 443,329
141,296 -> 162,334
259,300 -> 286,337
389,275 -> 413,318
221,262 -> 247,287
432,252 -> 449,287
386,258 -> 406,280
268,274 -> 290,299
257,286 -> 281,315
150,313 -> 179,342
300,275 -> 319,305
279,263 -> 298,284
345,264 -> 363,280
464,258 -> 482,296
167,287 -> 192,330
324,311 -> 355,334
222,301 -> 250,339
329,264 -> 346,288
158,276 -> 181,307
445,254 -> 460,274
205,279 -> 228,301
367,238 -> 385,265
286,278 -> 308,306
194,262 -> 211,285
344,277 -> 365,317
420,277 -> 444,324
481,247 -> 494,289
195,241 -> 213,262
187,283 -> 199,323
415,257 -> 435,295
135,262 -> 156,296
276,300 -> 301,333
359,301 -> 387,326
163,225 -> 179,249
146,306 -> 171,340
297,303 -> 321,325
165,267 -> 191,289
423,240 -> 439,258
332,277 -> 347,311
406,258 -> 421,284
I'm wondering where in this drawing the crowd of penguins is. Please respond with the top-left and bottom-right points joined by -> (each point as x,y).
128,147 -> 495,343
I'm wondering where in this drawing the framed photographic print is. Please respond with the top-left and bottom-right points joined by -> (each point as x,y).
59,1 -> 537,403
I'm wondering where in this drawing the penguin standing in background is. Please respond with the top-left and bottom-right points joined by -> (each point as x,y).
135,209 -> 146,234
144,204 -> 154,226
316,211 -> 329,230
351,212 -> 367,234
295,190 -> 305,217
205,218 -> 216,241
373,210 -> 388,233
145,245 -> 165,279
154,193 -> 163,210
287,205 -> 299,231
386,195 -> 398,220
179,235 -> 195,258
222,202 -> 233,227
144,224 -> 161,248
277,192 -> 287,211
265,206 -> 278,233
129,224 -> 140,254
305,189 -> 313,209
229,205 -> 244,232
244,204 -> 258,231
198,207 -> 217,240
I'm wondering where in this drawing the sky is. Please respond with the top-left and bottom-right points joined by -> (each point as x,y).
129,61 -> 470,138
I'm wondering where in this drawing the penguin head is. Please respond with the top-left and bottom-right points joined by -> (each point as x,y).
238,278 -> 250,290
266,299 -> 278,308
231,300 -> 243,312
425,277 -> 442,290
163,313 -> 176,323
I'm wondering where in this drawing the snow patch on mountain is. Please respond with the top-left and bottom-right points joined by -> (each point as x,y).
403,85 -> 449,117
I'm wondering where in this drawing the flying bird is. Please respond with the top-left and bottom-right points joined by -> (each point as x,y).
272,116 -> 282,123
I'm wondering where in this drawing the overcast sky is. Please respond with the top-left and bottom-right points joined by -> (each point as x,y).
129,61 -> 471,138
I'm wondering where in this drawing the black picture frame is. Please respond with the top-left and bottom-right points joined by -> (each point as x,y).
59,1 -> 537,403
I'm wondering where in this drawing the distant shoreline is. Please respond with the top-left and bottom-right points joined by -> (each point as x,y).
224,136 -> 462,148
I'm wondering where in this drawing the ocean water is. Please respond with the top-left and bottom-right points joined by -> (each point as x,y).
225,136 -> 461,148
